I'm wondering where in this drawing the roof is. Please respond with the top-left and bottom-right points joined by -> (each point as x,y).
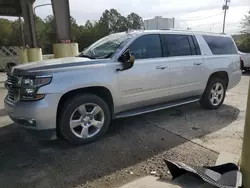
128,29 -> 229,37
0,0 -> 22,17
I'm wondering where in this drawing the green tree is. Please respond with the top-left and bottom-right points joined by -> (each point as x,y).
241,11 -> 250,34
99,10 -> 112,35
238,11 -> 250,52
108,9 -> 123,32
0,9 -> 144,54
0,19 -> 12,46
9,20 -> 23,46
127,13 -> 143,30
98,9 -> 144,34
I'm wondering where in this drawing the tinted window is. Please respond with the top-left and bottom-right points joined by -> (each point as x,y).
161,34 -> 192,57
203,35 -> 237,55
129,35 -> 162,59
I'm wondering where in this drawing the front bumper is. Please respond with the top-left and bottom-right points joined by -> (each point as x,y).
4,93 -> 62,139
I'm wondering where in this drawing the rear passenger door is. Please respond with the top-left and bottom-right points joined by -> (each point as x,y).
161,34 -> 204,99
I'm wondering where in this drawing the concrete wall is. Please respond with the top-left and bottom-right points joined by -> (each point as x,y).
0,53 -> 54,70
144,16 -> 175,30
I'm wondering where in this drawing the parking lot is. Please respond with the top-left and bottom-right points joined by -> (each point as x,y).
0,73 -> 248,188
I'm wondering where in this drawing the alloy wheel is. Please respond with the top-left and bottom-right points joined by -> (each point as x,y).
69,103 -> 105,139
210,83 -> 224,106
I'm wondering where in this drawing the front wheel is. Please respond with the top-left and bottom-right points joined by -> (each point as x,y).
200,77 -> 226,109
58,94 -> 111,145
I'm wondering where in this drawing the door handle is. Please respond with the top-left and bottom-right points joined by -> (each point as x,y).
193,62 -> 202,66
156,66 -> 168,70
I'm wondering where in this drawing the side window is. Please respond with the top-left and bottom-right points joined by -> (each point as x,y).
129,35 -> 162,59
161,34 -> 192,57
203,35 -> 238,55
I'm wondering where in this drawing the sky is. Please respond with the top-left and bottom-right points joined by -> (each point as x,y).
32,0 -> 249,34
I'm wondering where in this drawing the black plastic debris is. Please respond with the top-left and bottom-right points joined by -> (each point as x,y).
164,160 -> 242,188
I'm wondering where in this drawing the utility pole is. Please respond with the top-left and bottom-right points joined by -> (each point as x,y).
241,79 -> 250,187
222,0 -> 230,33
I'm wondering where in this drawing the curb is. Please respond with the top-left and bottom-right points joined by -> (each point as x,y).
215,151 -> 240,166
118,152 -> 240,188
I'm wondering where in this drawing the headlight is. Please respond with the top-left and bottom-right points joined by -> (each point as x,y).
20,76 -> 52,101
22,76 -> 52,88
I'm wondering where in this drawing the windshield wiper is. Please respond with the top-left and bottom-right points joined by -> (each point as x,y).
78,54 -> 96,59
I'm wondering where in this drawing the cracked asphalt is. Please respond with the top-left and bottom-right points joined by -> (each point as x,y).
0,73 -> 248,188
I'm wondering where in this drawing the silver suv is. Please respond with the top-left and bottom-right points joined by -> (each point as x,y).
4,30 -> 241,145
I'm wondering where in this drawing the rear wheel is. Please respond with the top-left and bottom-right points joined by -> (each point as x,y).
58,94 -> 111,145
200,77 -> 226,109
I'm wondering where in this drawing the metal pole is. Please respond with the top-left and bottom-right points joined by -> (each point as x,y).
240,79 -> 250,187
34,3 -> 52,14
19,17 -> 25,48
51,0 -> 71,42
20,0 -> 38,48
222,0 -> 229,33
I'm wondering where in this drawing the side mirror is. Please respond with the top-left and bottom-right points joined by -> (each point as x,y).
118,49 -> 135,71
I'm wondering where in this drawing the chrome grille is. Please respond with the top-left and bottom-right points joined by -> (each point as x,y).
7,89 -> 15,102
7,74 -> 19,86
6,74 -> 20,103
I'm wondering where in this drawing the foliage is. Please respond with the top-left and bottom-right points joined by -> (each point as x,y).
241,11 -> 250,35
234,11 -> 250,53
0,19 -> 13,46
0,9 -> 143,54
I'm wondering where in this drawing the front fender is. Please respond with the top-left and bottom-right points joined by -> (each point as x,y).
38,68 -> 119,108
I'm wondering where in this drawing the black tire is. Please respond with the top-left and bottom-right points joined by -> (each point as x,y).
200,77 -> 226,110
241,60 -> 245,71
58,94 -> 111,145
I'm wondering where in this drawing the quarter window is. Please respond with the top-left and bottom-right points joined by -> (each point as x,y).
129,35 -> 162,59
203,35 -> 238,55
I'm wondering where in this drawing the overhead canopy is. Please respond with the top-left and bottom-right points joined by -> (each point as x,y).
0,0 -> 71,48
0,0 -> 35,17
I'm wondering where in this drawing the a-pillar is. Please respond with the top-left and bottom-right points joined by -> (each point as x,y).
20,0 -> 42,62
51,0 -> 79,58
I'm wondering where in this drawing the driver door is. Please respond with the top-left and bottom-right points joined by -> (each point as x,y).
117,34 -> 170,112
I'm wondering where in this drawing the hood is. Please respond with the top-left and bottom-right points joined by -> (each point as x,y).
12,57 -> 109,75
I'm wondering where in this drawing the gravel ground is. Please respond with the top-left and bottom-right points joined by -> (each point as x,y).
0,73 -> 248,188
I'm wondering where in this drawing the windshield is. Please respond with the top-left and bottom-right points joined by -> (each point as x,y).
79,32 -> 136,59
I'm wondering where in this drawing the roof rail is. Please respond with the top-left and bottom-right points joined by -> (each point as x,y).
164,29 -> 223,35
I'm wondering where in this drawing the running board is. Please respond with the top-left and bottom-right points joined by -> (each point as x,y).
115,96 -> 200,119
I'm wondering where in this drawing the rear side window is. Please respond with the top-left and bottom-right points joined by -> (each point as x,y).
129,34 -> 162,59
202,35 -> 237,55
161,34 -> 193,57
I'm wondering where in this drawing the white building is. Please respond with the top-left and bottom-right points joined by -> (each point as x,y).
144,16 -> 175,30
